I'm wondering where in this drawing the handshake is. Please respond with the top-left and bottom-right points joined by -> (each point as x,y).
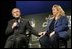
38,31 -> 55,38
38,31 -> 46,38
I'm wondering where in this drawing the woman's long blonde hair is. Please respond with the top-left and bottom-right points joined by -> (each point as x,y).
53,4 -> 65,16
50,4 -> 65,19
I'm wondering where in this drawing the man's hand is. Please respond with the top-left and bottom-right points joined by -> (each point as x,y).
12,22 -> 17,29
38,31 -> 46,38
38,32 -> 43,35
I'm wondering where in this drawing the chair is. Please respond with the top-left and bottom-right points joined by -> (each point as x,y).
58,29 -> 70,48
22,31 -> 32,48
58,38 -> 67,48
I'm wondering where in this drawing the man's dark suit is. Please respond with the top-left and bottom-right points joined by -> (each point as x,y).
4,17 -> 39,48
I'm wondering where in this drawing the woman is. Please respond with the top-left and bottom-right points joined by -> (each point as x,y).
39,4 -> 69,48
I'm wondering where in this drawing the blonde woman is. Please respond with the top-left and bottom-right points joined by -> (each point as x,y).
39,4 -> 69,48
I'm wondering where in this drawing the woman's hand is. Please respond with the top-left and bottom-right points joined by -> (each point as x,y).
49,31 -> 55,37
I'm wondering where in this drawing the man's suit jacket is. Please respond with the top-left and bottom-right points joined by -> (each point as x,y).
5,17 -> 39,37
46,16 -> 69,39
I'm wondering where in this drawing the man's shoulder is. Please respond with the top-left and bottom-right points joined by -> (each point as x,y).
21,17 -> 29,22
8,19 -> 15,23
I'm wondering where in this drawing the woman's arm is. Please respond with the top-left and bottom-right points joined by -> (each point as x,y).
54,16 -> 69,33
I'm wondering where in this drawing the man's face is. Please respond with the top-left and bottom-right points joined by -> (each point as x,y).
12,8 -> 21,18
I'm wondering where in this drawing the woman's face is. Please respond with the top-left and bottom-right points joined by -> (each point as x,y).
52,7 -> 58,16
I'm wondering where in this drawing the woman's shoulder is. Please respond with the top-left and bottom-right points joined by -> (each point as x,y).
60,16 -> 69,22
60,16 -> 68,19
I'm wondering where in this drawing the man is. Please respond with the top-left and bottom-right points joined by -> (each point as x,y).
4,8 -> 40,48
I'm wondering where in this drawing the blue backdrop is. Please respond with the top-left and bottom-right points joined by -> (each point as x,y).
16,1 -> 71,15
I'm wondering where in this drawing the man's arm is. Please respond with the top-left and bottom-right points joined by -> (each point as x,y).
5,21 -> 14,35
26,21 -> 40,37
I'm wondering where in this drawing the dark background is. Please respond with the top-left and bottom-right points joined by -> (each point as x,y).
0,1 -> 16,48
0,1 -> 71,48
